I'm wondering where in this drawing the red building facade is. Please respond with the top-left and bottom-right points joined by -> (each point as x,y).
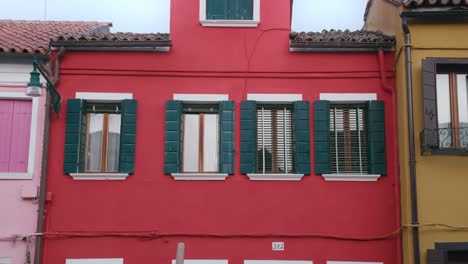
42,1 -> 400,264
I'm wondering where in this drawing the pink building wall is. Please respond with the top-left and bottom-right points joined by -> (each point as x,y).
0,68 -> 47,264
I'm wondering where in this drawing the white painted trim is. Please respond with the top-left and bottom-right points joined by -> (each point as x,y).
66,259 -> 124,264
75,92 -> 133,102
69,173 -> 130,181
199,0 -> 260,27
322,174 -> 382,182
173,94 -> 228,102
0,258 -> 12,264
172,260 -> 228,264
247,93 -> 303,102
0,173 -> 33,180
319,93 -> 377,102
245,261 -> 312,264
247,174 -> 305,181
200,20 -> 260,27
171,173 -> 229,181
0,92 -> 38,178
328,262 -> 383,264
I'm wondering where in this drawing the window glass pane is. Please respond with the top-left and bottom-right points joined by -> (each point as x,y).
457,74 -> 468,148
330,105 -> 367,174
183,114 -> 200,172
86,113 -> 104,172
256,106 -> 294,174
436,74 -> 452,148
203,114 -> 219,172
106,114 -> 121,172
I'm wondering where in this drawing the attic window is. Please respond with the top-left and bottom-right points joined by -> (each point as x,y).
199,0 -> 260,27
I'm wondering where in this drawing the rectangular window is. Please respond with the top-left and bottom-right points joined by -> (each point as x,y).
206,0 -> 253,20
329,104 -> 368,174
182,104 -> 219,173
436,72 -> 468,149
256,105 -> 294,174
84,103 -> 121,173
0,99 -> 32,173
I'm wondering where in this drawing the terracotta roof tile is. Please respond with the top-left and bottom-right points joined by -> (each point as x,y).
290,30 -> 395,51
51,32 -> 172,49
404,0 -> 468,6
0,20 -> 111,55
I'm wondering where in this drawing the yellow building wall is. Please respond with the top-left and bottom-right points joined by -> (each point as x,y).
367,3 -> 468,263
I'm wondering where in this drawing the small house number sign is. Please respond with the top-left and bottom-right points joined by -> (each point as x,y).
272,242 -> 285,251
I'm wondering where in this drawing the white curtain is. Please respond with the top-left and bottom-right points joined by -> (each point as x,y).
86,114 -> 103,171
106,114 -> 121,172
203,114 -> 219,172
183,114 -> 200,172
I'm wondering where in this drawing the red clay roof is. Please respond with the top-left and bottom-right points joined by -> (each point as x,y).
0,20 -> 111,55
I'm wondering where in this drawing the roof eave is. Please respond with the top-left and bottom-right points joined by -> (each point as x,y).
289,42 -> 395,52
401,9 -> 468,17
50,40 -> 173,52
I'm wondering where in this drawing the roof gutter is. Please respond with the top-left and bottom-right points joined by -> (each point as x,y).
402,16 -> 421,264
50,40 -> 172,52
290,42 -> 394,52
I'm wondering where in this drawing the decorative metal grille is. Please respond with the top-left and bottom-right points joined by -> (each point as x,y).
256,105 -> 294,174
330,105 -> 368,174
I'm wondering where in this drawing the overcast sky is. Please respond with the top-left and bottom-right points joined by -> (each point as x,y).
0,0 -> 366,33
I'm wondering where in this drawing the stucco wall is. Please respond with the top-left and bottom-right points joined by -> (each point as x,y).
0,60 -> 47,264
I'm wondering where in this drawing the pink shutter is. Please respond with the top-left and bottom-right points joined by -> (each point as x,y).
9,100 -> 32,172
0,100 -> 14,172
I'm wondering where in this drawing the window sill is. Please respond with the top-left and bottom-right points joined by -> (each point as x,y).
171,173 -> 229,181
0,173 -> 33,180
200,19 -> 260,27
247,174 -> 305,181
69,173 -> 130,181
322,174 -> 382,182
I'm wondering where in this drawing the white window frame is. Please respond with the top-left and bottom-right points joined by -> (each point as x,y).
172,260 -> 228,264
246,93 -> 305,181
319,93 -> 382,182
171,94 -> 230,181
0,258 -> 12,264
245,260 -> 313,264
328,262 -> 383,264
66,259 -> 124,264
0,92 -> 39,180
199,0 -> 260,27
69,92 -> 133,181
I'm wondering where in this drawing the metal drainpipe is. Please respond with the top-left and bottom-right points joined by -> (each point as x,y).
402,17 -> 421,264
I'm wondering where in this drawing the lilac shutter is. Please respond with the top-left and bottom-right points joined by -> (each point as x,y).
9,100 -> 32,172
0,100 -> 14,172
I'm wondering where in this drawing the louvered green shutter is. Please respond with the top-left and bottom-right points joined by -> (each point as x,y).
118,99 -> 137,174
367,100 -> 387,175
314,100 -> 331,174
64,99 -> 86,174
219,101 -> 235,174
240,100 -> 256,174
165,100 -> 183,174
207,0 -> 228,19
294,101 -> 311,174
235,0 -> 253,20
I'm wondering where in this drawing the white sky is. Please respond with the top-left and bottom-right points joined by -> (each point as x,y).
0,0 -> 367,33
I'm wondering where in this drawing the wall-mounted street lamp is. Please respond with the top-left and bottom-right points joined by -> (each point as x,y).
26,58 -> 42,97
26,56 -> 62,115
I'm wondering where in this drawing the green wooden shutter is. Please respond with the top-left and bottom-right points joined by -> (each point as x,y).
235,0 -> 253,20
367,100 -> 387,175
165,100 -> 183,174
219,101 -> 235,174
207,0 -> 228,19
118,99 -> 137,174
314,100 -> 331,175
294,101 -> 311,174
64,99 -> 86,174
240,100 -> 256,174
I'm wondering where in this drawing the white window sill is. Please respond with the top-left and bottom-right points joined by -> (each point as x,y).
322,174 -> 382,182
0,173 -> 33,180
247,174 -> 305,181
69,173 -> 130,181
200,19 -> 260,27
171,173 -> 229,181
